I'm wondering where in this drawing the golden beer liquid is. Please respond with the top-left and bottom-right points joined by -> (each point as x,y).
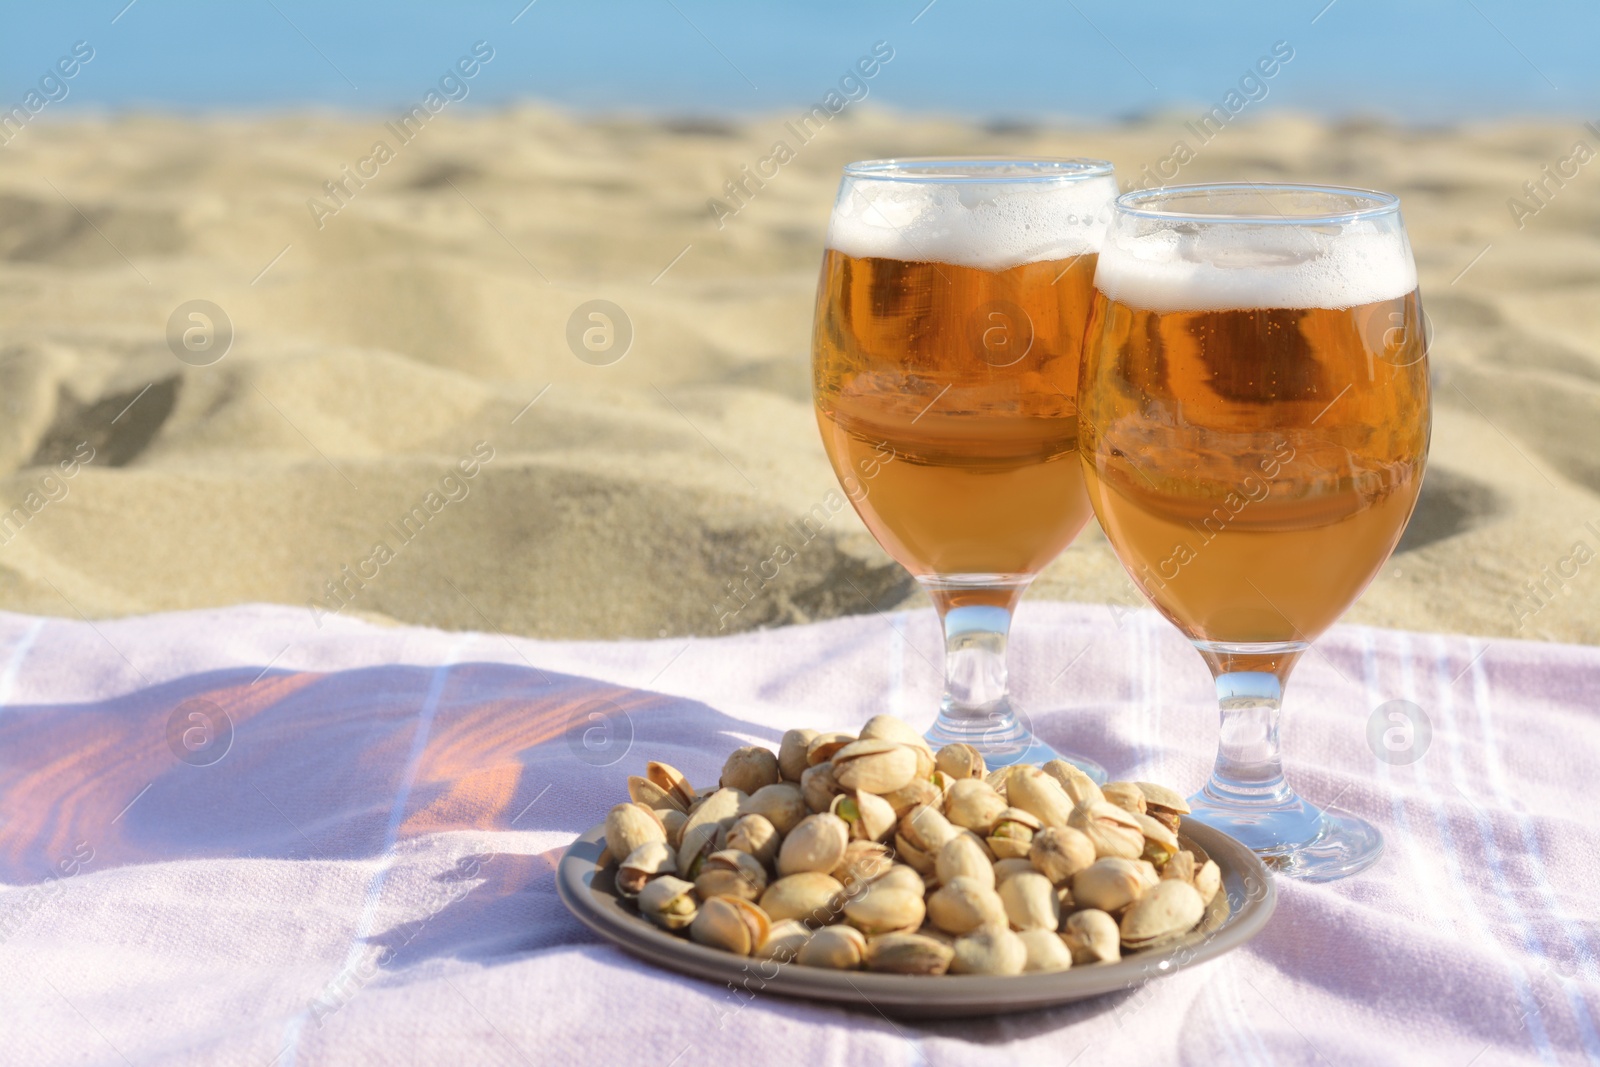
813,249 -> 1099,580
1079,290 -> 1430,645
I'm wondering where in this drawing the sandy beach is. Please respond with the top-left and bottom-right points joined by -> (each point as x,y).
0,105 -> 1595,644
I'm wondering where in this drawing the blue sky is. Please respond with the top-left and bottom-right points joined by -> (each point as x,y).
2,0 -> 1595,121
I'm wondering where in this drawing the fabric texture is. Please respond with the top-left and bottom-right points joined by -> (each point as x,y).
0,602 -> 1595,1066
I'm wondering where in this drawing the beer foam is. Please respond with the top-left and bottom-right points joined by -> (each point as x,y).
827,171 -> 1119,271
1095,223 -> 1417,311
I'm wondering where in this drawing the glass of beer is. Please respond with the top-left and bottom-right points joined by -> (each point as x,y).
1079,183 -> 1430,879
812,158 -> 1119,773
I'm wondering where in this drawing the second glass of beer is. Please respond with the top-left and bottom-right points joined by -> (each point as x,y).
812,158 -> 1118,772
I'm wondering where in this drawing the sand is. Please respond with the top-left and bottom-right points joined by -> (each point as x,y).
0,105 -> 1595,644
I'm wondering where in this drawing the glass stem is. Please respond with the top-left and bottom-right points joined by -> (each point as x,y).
920,577 -> 1031,753
1194,644 -> 1319,830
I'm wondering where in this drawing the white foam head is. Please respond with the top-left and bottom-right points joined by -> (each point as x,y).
1094,185 -> 1417,312
827,160 -> 1119,271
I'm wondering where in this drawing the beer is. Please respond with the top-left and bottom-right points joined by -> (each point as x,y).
814,250 -> 1099,578
1079,234 -> 1430,645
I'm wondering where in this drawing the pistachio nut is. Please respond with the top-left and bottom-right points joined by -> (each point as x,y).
1029,825 -> 1097,885
777,812 -> 850,877
1006,767 -> 1075,828
872,864 -> 928,898
1120,879 -> 1204,950
759,872 -> 846,926
844,884 -> 926,936
800,761 -> 842,814
636,875 -> 698,932
742,783 -> 807,835
756,918 -> 812,962
627,775 -> 686,814
1135,780 -> 1191,817
689,895 -> 770,956
1042,759 -> 1104,807
1067,799 -> 1145,860
832,839 -> 894,890
1071,857 -> 1152,913
778,728 -> 819,783
934,742 -> 986,781
950,924 -> 1027,976
987,807 -> 1043,860
926,876 -> 1008,935
944,778 -> 1008,834
991,857 -> 1035,884
997,871 -> 1060,932
1062,908 -> 1121,964
935,832 -> 996,890
1101,780 -> 1148,817
721,746 -> 782,795
831,790 -> 897,844
605,802 -> 667,860
796,924 -> 867,970
892,832 -> 936,876
722,813 -> 779,867
616,840 -> 675,899
858,714 -> 929,751
694,849 -> 768,902
864,932 -> 954,975
1017,929 -> 1074,973
878,777 -> 942,819
1160,849 -> 1196,886
1134,812 -> 1180,867
1195,859 -> 1221,906
831,739 -> 919,796
676,787 -> 746,877
898,803 -> 959,855
985,765 -> 1025,797
659,809 -> 688,850
805,731 -> 855,767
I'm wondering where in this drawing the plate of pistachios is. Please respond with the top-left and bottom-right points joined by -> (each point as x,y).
556,714 -> 1275,1018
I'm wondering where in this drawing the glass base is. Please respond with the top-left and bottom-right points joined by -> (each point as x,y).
922,701 -> 1107,781
1187,791 -> 1385,882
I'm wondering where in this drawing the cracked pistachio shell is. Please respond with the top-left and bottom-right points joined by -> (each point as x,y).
992,857 -> 1036,884
1135,780 -> 1191,817
776,813 -> 850,877
796,924 -> 867,969
926,876 -> 1008,936
864,932 -> 954,975
899,803 -> 959,855
1160,849 -> 1197,886
1029,825 -> 1097,885
616,841 -> 676,899
759,872 -> 846,926
878,777 -> 942,820
694,849 -> 768,902
778,728 -> 819,782
722,813 -> 779,867
1195,859 -> 1221,906
858,714 -> 928,751
1042,759 -> 1104,807
800,761 -> 842,814
742,782 -> 807,835
1071,857 -> 1152,913
935,832 -> 996,890
805,731 -> 855,767
1006,768 -> 1075,828
627,776 -> 686,815
756,918 -> 812,962
1018,929 -> 1074,973
843,884 -> 926,936
985,765 -> 1026,797
831,790 -> 897,844
605,802 -> 666,860
892,832 -> 935,876
627,761 -> 696,813
872,864 -> 928,898
1067,799 -> 1146,860
944,778 -> 1008,834
1062,909 -> 1121,964
676,788 -> 746,877
721,746 -> 782,795
689,895 -> 771,956
997,871 -> 1061,932
637,875 -> 698,931
987,807 -> 1042,860
1120,879 -> 1205,949
832,839 -> 895,890
1101,781 -> 1149,817
831,739 -> 919,796
934,742 -> 986,780
950,924 -> 1027,976
1135,812 -> 1180,866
